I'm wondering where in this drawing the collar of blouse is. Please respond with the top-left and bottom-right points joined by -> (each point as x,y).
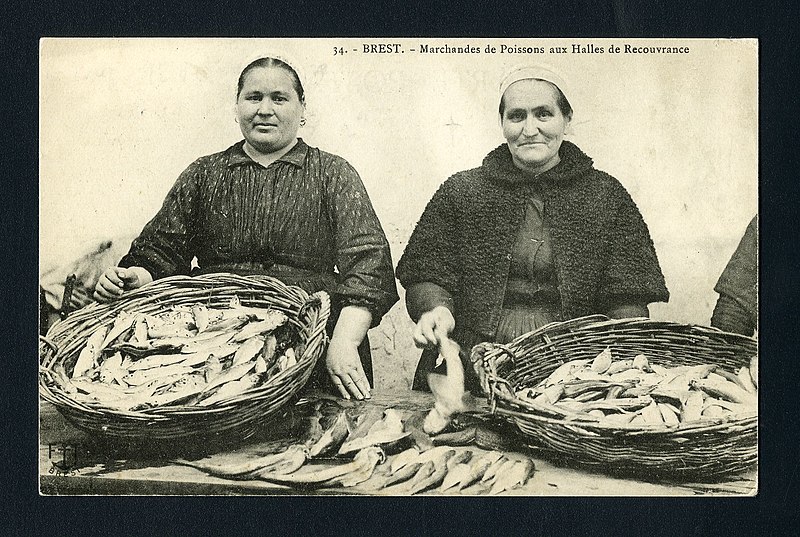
227,138 -> 309,169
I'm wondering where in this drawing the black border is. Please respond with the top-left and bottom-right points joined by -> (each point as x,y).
5,0 -> 799,535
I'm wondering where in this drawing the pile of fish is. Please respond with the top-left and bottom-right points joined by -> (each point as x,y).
513,348 -> 758,426
176,403 -> 535,495
367,446 -> 534,495
48,297 -> 303,411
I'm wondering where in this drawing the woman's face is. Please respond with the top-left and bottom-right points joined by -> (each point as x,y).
236,67 -> 304,154
501,79 -> 571,174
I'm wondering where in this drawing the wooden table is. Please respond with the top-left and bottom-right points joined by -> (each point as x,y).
39,390 -> 756,496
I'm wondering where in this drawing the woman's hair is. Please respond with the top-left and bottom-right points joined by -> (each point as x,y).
236,57 -> 305,103
499,79 -> 572,120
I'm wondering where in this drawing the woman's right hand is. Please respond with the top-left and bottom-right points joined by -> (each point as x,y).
412,305 -> 456,349
93,266 -> 153,303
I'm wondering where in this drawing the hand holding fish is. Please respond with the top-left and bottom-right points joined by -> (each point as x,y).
413,306 -> 455,349
94,266 -> 153,302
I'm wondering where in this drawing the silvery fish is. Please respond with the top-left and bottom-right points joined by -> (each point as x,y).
72,325 -> 109,379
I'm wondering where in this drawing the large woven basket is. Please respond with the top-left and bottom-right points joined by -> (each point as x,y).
39,273 -> 330,443
472,315 -> 758,479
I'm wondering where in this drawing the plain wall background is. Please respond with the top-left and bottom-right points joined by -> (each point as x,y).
40,38 -> 757,390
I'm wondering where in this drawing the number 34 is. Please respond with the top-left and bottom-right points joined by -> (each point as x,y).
333,47 -> 345,55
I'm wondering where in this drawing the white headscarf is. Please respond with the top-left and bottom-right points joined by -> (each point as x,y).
499,63 -> 573,116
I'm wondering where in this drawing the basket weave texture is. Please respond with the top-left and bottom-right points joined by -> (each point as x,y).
472,315 -> 757,479
39,273 -> 330,442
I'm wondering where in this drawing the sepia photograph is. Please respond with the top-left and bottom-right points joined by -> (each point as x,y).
39,37 -> 758,496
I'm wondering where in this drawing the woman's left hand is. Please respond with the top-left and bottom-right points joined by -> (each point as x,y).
326,336 -> 371,400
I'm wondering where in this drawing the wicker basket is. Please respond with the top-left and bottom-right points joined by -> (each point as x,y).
39,273 -> 330,443
472,315 -> 758,479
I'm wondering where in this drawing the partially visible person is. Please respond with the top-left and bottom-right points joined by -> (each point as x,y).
93,56 -> 398,399
711,215 -> 758,336
39,236 -> 135,333
396,64 -> 669,392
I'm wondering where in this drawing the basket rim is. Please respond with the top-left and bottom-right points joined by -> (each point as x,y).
39,273 -> 330,427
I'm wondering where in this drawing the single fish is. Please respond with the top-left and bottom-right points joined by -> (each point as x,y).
232,335 -> 265,366
605,359 -> 634,375
571,370 -> 608,382
489,459 -> 535,495
640,401 -> 664,425
230,307 -> 288,327
409,450 -> 456,494
123,364 -> 195,386
199,373 -> 261,406
561,379 -> 630,399
379,462 -> 423,489
98,352 -> 126,385
569,396 -> 653,413
261,334 -> 278,363
308,409 -> 352,458
148,320 -> 196,340
680,390 -> 705,422
109,341 -> 183,358
51,363 -> 77,394
232,319 -> 284,343
71,375 -> 162,403
602,412 -> 636,426
133,317 -> 149,344
737,366 -> 757,394
204,355 -> 223,383
174,445 -> 306,480
440,463 -> 472,492
100,311 -> 137,350
201,360 -> 257,393
143,374 -> 207,408
658,402 -> 681,425
425,338 -> 475,435
192,305 -> 209,333
447,450 -> 473,468
692,378 -> 757,406
701,397 -> 753,416
336,448 -> 385,487
338,408 -> 408,455
203,315 -> 250,334
416,445 -> 454,465
632,354 -> 652,372
530,384 -> 564,405
254,447 -> 384,488
281,349 -> 298,371
542,359 -> 591,386
406,461 -> 436,490
701,405 -> 728,419
481,456 -> 511,484
247,444 -> 309,477
591,347 -> 613,373
127,352 -> 193,371
608,368 -> 645,382
72,325 -> 109,378
458,452 -> 503,490
389,447 -> 422,474
432,426 -> 476,447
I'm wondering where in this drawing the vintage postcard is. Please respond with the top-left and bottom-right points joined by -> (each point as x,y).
39,37 -> 757,496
